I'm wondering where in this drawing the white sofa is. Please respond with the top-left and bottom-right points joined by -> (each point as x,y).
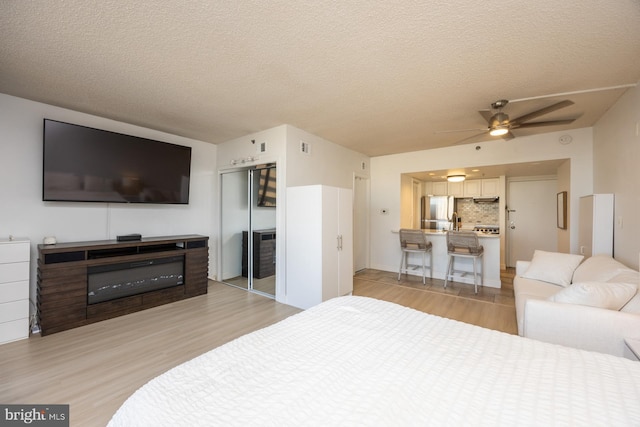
514,251 -> 640,360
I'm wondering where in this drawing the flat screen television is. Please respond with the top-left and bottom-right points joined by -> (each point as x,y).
43,119 -> 192,204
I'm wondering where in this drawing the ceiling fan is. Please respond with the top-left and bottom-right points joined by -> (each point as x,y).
442,99 -> 577,143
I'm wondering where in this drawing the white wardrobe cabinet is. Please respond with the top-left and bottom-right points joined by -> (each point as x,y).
0,238 -> 30,344
579,194 -> 614,257
286,185 -> 353,310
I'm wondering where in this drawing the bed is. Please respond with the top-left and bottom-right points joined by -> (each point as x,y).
108,296 -> 640,426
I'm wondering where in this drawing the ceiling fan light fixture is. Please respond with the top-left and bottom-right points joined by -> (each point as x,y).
489,126 -> 509,136
447,174 -> 466,182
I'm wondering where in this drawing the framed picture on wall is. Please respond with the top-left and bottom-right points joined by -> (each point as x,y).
557,191 -> 567,229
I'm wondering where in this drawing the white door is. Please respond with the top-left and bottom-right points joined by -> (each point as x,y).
338,187 -> 354,295
507,178 -> 558,266
353,176 -> 368,272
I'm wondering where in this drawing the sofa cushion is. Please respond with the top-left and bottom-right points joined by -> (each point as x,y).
549,281 -> 637,310
513,276 -> 562,336
521,250 -> 584,287
615,270 -> 640,314
572,255 -> 631,283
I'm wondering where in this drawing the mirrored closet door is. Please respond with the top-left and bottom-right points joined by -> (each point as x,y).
220,164 -> 276,297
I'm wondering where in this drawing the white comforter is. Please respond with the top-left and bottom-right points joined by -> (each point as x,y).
109,296 -> 640,426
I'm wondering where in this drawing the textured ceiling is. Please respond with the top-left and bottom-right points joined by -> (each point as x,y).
1,1 -> 639,157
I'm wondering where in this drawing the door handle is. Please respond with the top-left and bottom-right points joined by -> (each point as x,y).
337,235 -> 342,251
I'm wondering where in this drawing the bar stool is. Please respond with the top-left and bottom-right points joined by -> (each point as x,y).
398,229 -> 433,285
444,231 -> 484,293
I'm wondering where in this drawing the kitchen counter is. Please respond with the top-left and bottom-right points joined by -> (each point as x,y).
393,229 -> 501,288
422,229 -> 500,238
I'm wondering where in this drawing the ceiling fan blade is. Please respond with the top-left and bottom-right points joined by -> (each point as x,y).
453,132 -> 489,145
435,127 -> 489,134
510,100 -> 574,125
478,110 -> 493,122
514,118 -> 576,129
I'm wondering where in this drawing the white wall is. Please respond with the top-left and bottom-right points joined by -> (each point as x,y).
369,128 -> 593,272
593,83 -> 640,269
285,125 -> 369,188
557,159 -> 571,253
0,94 -> 217,310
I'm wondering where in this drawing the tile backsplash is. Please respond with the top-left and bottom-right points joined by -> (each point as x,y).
455,198 -> 499,226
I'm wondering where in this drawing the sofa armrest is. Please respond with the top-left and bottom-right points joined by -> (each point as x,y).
515,260 -> 531,277
523,298 -> 640,359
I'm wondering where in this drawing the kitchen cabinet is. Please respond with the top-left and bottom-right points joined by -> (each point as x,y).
579,194 -> 614,257
431,181 -> 448,196
481,178 -> 500,197
0,238 -> 30,345
422,181 -> 433,196
463,180 -> 482,197
447,181 -> 464,197
286,185 -> 353,309
462,178 -> 499,198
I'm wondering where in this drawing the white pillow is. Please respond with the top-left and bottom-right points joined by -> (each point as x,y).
572,255 -> 630,283
549,281 -> 637,310
522,250 -> 584,287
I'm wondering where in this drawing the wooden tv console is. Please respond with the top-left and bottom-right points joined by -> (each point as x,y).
37,235 -> 209,336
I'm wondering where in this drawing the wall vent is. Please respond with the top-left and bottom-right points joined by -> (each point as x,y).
257,141 -> 267,153
300,141 -> 311,155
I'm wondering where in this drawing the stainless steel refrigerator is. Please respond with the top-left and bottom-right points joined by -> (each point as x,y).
421,196 -> 454,230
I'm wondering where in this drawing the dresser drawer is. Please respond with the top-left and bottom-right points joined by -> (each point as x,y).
0,299 -> 29,323
0,280 -> 29,303
0,317 -> 29,344
0,262 -> 29,284
0,241 -> 30,263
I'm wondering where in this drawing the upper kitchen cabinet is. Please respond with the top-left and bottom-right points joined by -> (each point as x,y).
422,181 -> 433,196
463,178 -> 499,198
447,181 -> 464,197
481,178 -> 500,197
463,180 -> 482,197
431,181 -> 448,196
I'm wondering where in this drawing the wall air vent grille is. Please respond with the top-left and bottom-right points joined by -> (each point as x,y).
300,141 -> 311,155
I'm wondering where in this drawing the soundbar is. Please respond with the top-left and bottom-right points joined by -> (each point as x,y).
117,234 -> 142,242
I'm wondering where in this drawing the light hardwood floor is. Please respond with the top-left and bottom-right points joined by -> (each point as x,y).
0,270 -> 516,426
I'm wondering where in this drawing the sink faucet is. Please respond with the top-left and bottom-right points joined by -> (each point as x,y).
451,212 -> 459,231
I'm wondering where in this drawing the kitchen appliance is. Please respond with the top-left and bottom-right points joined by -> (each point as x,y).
473,225 -> 500,234
420,196 -> 454,230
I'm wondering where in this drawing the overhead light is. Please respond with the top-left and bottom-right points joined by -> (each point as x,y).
489,126 -> 509,136
447,175 -> 466,182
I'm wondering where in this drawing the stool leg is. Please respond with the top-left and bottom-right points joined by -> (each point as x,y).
473,257 -> 478,294
429,250 -> 433,279
398,251 -> 404,281
444,255 -> 452,288
421,251 -> 426,285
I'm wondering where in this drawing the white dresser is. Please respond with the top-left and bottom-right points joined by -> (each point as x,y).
0,238 -> 30,344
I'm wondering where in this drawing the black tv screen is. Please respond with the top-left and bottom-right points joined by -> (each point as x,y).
43,119 -> 192,204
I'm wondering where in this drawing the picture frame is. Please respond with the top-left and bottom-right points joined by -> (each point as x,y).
557,191 -> 567,229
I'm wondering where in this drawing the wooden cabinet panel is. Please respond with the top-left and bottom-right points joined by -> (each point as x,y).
38,235 -> 209,335
432,181 -> 448,196
481,178 -> 500,197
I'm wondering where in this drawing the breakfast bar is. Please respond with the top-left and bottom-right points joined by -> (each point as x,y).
394,229 -> 501,288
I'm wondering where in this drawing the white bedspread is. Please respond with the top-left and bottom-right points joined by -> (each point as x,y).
108,296 -> 640,426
